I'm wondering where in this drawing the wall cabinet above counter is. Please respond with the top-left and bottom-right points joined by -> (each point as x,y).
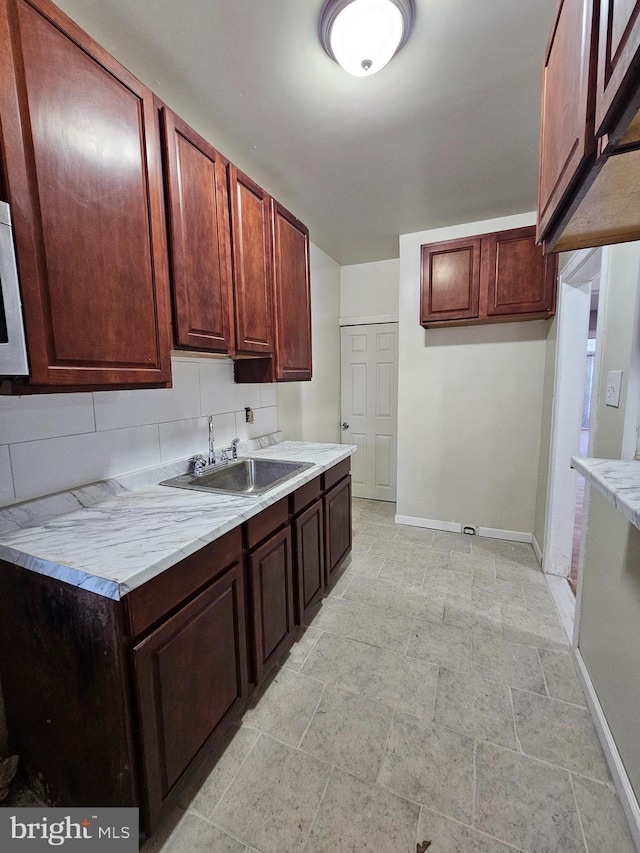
537,0 -> 640,254
420,226 -> 557,328
0,0 -> 174,391
0,0 -> 312,393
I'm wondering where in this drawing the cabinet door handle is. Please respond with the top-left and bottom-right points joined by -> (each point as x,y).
342,422 -> 350,430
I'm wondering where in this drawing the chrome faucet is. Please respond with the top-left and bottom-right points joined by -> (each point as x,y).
208,416 -> 216,466
221,437 -> 240,461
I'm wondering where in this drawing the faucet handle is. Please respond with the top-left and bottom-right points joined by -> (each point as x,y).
190,455 -> 207,476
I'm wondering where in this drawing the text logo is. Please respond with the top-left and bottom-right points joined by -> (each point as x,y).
0,808 -> 138,850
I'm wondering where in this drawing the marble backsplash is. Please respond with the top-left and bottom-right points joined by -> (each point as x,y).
0,432 -> 284,536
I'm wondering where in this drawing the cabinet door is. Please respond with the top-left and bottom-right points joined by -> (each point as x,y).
537,0 -> 599,243
271,200 -> 312,381
161,107 -> 234,353
228,166 -> 274,355
248,525 -> 294,683
485,227 -> 557,317
595,0 -> 640,136
293,499 -> 325,625
0,0 -> 172,388
324,475 -> 352,584
133,560 -> 248,829
420,237 -> 481,324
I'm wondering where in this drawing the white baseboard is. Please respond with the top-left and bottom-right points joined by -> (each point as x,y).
575,648 -> 640,851
531,533 -> 543,565
394,514 -> 461,533
394,514 -> 533,543
546,574 -> 575,644
478,526 -> 532,543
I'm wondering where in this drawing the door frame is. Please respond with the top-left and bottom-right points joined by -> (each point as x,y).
543,247 -> 605,640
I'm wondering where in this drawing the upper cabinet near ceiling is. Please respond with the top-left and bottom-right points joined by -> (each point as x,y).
595,0 -> 640,137
234,199 -> 312,383
228,167 -> 274,356
420,226 -> 557,328
0,0 -> 172,389
271,201 -> 312,381
160,106 -> 235,354
537,0 -> 640,253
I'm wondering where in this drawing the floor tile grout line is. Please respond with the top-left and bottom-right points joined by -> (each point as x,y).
186,806 -> 264,852
419,802 -> 528,852
508,686 -> 523,753
511,682 -> 592,712
535,646 -> 552,698
473,731 -> 611,787
375,707 -> 398,788
569,769 -> 591,852
295,682 -> 327,750
292,627 -> 324,672
472,739 -> 478,827
298,765 -> 335,853
196,727 -> 264,823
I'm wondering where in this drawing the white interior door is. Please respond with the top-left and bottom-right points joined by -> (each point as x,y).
340,323 -> 398,501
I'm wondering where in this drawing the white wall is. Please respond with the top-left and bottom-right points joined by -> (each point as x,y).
397,212 -> 550,535
0,357 -> 277,507
340,258 -> 399,323
277,243 -> 342,444
533,311 -> 558,550
577,242 -> 640,809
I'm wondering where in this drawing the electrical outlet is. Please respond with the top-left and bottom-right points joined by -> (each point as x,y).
245,406 -> 254,424
462,525 -> 479,536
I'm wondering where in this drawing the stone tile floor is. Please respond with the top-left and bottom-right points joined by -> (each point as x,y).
143,498 -> 637,853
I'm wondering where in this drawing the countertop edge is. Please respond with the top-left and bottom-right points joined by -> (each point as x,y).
0,442 -> 356,600
571,456 -> 640,531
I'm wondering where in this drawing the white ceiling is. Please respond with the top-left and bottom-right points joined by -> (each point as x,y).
53,0 -> 557,265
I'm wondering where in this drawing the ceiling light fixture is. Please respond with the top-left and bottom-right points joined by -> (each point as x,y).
320,0 -> 416,77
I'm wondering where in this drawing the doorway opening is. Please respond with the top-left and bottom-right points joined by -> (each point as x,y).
569,329 -> 598,594
543,247 -> 604,639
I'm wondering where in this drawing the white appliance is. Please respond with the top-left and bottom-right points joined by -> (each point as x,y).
0,201 -> 29,377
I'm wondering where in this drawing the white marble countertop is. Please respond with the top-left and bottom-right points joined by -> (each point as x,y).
0,440 -> 356,600
571,456 -> 640,531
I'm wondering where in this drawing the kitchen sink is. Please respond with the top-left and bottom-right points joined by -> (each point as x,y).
160,457 -> 314,497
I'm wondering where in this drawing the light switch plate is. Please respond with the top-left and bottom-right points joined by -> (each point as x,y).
605,370 -> 623,408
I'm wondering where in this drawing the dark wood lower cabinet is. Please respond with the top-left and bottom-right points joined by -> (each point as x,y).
0,458 -> 352,839
324,475 -> 352,584
248,525 -> 294,684
133,560 -> 248,828
293,498 -> 325,624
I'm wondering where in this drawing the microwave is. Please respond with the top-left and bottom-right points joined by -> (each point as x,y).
0,201 -> 29,377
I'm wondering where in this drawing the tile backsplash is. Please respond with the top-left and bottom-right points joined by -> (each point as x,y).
0,356 -> 277,507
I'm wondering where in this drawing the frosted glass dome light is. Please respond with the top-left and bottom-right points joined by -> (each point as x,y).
320,0 -> 415,77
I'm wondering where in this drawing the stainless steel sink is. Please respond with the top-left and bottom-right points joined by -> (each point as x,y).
160,457 -> 314,497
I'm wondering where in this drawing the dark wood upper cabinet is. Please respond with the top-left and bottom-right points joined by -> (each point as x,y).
537,0 -> 599,245
160,106 -> 235,354
537,0 -> 640,252
595,0 -> 640,136
0,0 -> 172,389
486,228 -> 557,317
271,199 -> 312,381
228,166 -> 274,355
421,227 -> 556,328
420,237 -> 481,323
